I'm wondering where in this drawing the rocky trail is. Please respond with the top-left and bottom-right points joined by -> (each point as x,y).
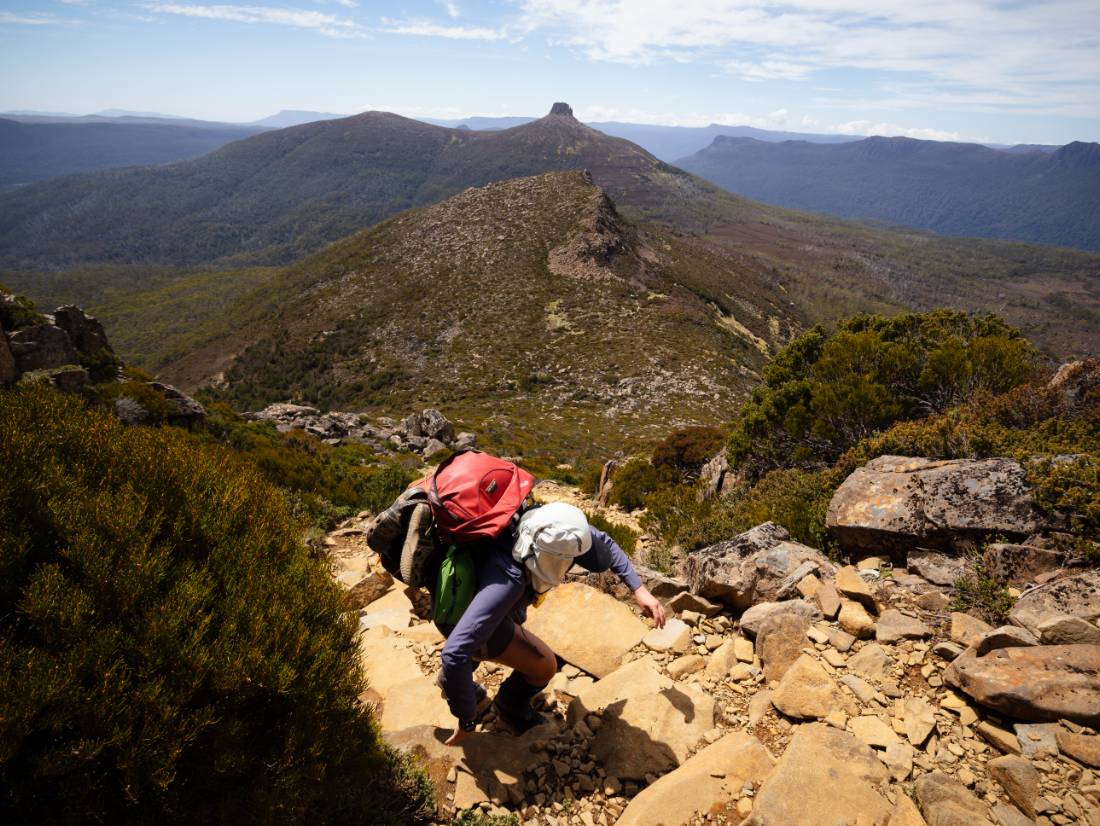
326,476 -> 1100,826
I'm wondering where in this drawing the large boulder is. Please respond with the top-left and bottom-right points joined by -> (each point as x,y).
617,732 -> 775,826
7,323 -> 78,373
740,599 -> 822,637
567,656 -> 673,724
683,522 -> 835,610
0,331 -> 16,385
523,582 -> 648,677
944,644 -> 1100,725
51,305 -> 112,356
772,654 -> 843,720
149,383 -> 206,429
913,772 -> 993,826
826,455 -> 1045,555
982,543 -> 1063,587
745,723 -> 892,825
1008,570 -> 1100,637
757,612 -> 811,683
590,683 -> 714,780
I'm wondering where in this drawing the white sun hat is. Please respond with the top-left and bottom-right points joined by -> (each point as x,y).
512,502 -> 593,594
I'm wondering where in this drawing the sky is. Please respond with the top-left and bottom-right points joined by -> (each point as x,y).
1,0 -> 1098,145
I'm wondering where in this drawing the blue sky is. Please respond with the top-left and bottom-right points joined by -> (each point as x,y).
2,1 -> 1098,144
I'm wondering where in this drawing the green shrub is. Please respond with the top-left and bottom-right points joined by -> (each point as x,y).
0,384 -> 432,824
78,347 -> 124,382
725,467 -> 842,552
200,403 -> 415,528
727,311 -> 1035,480
588,512 -> 639,556
952,553 -> 1016,624
89,379 -> 177,423
640,485 -> 737,552
1028,455 -> 1100,552
651,426 -> 725,484
607,457 -> 660,512
0,287 -> 48,330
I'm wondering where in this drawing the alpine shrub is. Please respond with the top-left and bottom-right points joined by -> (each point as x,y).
651,426 -> 725,484
607,457 -> 660,512
0,384 -> 431,825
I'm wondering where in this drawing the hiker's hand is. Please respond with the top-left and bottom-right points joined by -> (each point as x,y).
445,723 -> 471,746
634,586 -> 666,628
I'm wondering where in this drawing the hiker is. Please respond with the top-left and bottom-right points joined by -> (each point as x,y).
436,500 -> 666,745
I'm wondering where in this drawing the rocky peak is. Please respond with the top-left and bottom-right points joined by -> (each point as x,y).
549,101 -> 575,118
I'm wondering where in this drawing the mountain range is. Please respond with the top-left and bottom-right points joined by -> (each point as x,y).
4,103 -> 1096,365
157,170 -> 796,457
0,117 -> 266,189
678,135 -> 1100,250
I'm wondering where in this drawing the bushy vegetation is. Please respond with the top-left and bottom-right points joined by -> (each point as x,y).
651,425 -> 725,484
606,457 -> 661,512
640,314 -> 1098,563
0,383 -> 432,824
0,283 -> 47,329
727,311 -> 1034,481
199,402 -> 416,531
587,512 -> 639,557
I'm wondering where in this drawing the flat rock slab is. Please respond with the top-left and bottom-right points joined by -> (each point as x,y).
642,617 -> 692,653
745,723 -> 891,825
836,565 -> 877,611
756,612 -> 811,683
568,656 -> 673,725
379,676 -> 454,732
876,609 -> 931,643
591,683 -> 715,781
524,582 -> 648,677
357,626 -> 424,696
914,772 -> 993,826
772,654 -> 843,720
1009,570 -> 1100,637
740,599 -> 821,637
826,455 -> 1042,555
1056,729 -> 1100,768
617,732 -> 775,826
945,644 -> 1100,726
950,612 -> 994,647
1036,614 -> 1100,645
386,723 -> 553,816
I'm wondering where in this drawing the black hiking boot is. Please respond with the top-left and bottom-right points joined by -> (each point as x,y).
491,671 -> 549,734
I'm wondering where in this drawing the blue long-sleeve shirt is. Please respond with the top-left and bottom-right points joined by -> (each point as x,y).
438,528 -> 642,724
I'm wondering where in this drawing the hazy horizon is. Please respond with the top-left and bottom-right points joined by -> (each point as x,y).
2,1 -> 1098,147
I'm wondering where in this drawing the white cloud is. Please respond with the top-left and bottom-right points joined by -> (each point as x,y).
826,119 -> 968,141
0,11 -> 57,24
575,104 -> 792,129
515,0 -> 1100,117
438,0 -> 461,17
333,0 -> 358,7
381,19 -> 507,40
141,3 -> 369,38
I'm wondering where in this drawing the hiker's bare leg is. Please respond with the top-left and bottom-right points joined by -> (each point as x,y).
491,623 -> 557,685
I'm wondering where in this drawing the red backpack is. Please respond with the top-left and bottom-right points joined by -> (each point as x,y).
428,450 -> 535,543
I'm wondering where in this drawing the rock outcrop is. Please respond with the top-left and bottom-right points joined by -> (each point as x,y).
746,724 -> 892,825
944,644 -> 1100,725
827,455 -> 1045,555
684,522 -> 836,610
1008,569 -> 1100,637
322,499 -> 1100,826
523,582 -> 648,677
616,732 -> 774,825
246,402 -> 474,455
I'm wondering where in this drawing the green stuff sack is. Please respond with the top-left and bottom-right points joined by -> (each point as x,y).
433,544 -> 477,626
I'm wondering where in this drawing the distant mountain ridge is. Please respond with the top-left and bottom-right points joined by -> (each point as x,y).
677,135 -> 1100,250
3,103 -> 1099,363
0,117 -> 266,188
